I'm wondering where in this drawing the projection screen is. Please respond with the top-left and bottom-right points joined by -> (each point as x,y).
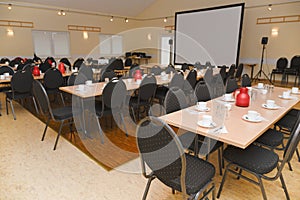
174,3 -> 244,67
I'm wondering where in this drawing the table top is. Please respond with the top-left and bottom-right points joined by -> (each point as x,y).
59,74 -> 173,98
160,86 -> 299,149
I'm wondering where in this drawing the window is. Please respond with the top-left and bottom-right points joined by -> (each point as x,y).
99,34 -> 123,57
160,34 -> 174,65
32,30 -> 70,58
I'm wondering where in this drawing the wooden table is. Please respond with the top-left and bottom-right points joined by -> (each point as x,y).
160,86 -> 299,149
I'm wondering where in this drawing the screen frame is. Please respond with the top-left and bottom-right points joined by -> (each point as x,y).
174,3 -> 245,66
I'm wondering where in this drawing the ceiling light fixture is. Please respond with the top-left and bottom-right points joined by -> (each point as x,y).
7,29 -> 14,36
268,4 -> 272,11
8,4 -> 12,10
83,31 -> 88,39
58,10 -> 66,16
125,18 -> 128,23
110,16 -> 114,22
164,17 -> 167,23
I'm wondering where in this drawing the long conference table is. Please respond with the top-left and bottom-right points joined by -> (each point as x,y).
160,86 -> 299,149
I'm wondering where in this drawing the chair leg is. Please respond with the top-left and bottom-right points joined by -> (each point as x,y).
287,162 -> 293,171
42,117 -> 50,141
216,164 -> 230,198
32,97 -> 39,115
279,173 -> 290,200
257,176 -> 267,200
296,147 -> 300,162
217,148 -> 223,176
142,176 -> 155,200
131,106 -> 137,123
9,99 -> 16,120
53,121 -> 64,150
59,92 -> 65,106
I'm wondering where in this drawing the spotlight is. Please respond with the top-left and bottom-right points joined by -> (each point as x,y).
58,10 -> 62,15
110,16 -> 114,22
58,10 -> 66,16
62,11 -> 66,16
164,17 -> 167,23
7,29 -> 14,36
83,31 -> 88,40
268,4 -> 272,11
8,4 -> 12,10
125,18 -> 128,23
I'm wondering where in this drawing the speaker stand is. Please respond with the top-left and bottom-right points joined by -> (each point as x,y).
253,44 -> 272,84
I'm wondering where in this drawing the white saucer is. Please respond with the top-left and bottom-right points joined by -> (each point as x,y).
262,104 -> 280,110
222,98 -> 235,102
254,86 -> 264,89
197,121 -> 216,128
278,95 -> 295,100
195,107 -> 210,112
242,115 -> 263,123
291,91 -> 300,95
75,88 -> 84,91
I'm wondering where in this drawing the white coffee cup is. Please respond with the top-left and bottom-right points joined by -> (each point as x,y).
197,102 -> 207,110
266,100 -> 275,108
136,79 -> 142,84
85,80 -> 92,85
292,87 -> 299,94
261,89 -> 268,94
161,71 -> 166,76
202,115 -> 213,126
224,93 -> 232,101
127,78 -> 132,83
0,75 -> 5,79
283,91 -> 290,98
4,72 -> 9,77
257,83 -> 264,89
77,84 -> 84,91
247,110 -> 260,120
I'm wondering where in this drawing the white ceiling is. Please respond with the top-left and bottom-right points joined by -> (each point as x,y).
10,0 -> 157,17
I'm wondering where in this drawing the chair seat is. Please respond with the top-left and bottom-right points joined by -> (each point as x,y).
6,91 -> 33,100
223,145 -> 279,174
287,109 -> 299,116
52,106 -> 74,121
162,154 -> 215,195
276,114 -> 297,131
129,97 -> 151,107
255,128 -> 283,147
271,69 -> 284,74
155,86 -> 168,99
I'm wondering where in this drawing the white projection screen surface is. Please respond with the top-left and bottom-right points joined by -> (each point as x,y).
174,3 -> 244,66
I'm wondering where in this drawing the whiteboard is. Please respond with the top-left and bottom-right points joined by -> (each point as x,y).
32,30 -> 70,58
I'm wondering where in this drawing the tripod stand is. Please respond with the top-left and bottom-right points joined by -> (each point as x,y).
253,44 -> 272,84
169,39 -> 173,66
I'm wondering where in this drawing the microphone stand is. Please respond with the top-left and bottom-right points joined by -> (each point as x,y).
253,44 -> 272,84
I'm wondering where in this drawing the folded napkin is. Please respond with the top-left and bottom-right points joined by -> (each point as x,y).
208,126 -> 228,134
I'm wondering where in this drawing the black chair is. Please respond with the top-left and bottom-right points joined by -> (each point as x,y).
219,66 -> 227,84
44,57 -> 56,67
73,58 -> 84,71
282,55 -> 300,85
225,77 -> 239,93
194,81 -> 212,102
203,67 -> 213,84
32,80 -> 75,150
129,74 -> 157,122
185,69 -> 197,90
150,65 -> 162,75
165,64 -> 176,74
43,68 -> 65,105
67,72 -> 79,86
241,74 -> 252,87
5,70 -> 38,120
155,72 -> 184,105
78,63 -> 94,81
95,79 -> 127,137
124,58 -> 132,67
164,87 -> 224,175
181,63 -> 189,72
217,120 -> 300,200
235,63 -> 244,81
39,62 -> 51,73
137,116 -> 216,200
226,64 -> 236,79
100,70 -> 117,82
0,57 -> 10,64
0,66 -> 14,75
22,63 -> 34,73
270,57 -> 288,83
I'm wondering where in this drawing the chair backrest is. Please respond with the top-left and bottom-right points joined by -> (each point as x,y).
73,58 -> 84,70
235,63 -> 244,79
276,57 -> 288,71
45,57 -> 56,67
124,58 -> 132,67
169,72 -> 184,89
241,74 -> 252,87
11,70 -> 34,94
43,68 -> 64,89
165,64 -> 176,74
0,66 -> 14,75
185,69 -> 197,90
67,72 -> 78,86
107,58 -> 124,71
227,64 -> 236,78
164,87 -> 188,114
136,116 -> 187,196
0,57 -> 10,64
39,62 -> 51,73
102,79 -> 127,110
194,81 -> 211,101
219,66 -> 227,82
78,64 -> 93,81
225,77 -> 239,93
22,63 -> 34,73
181,63 -> 189,72
138,74 -> 157,102
32,80 -> 54,119
290,55 -> 300,70
100,70 -> 117,82
204,67 -> 213,83
150,65 -> 162,75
